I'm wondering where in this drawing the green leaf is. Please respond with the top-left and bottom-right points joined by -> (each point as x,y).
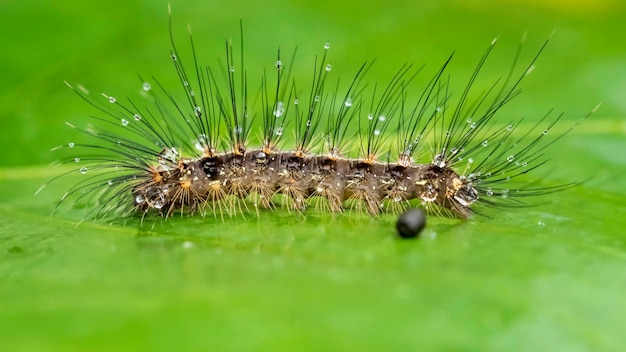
2,0 -> 626,351
2,127 -> 625,350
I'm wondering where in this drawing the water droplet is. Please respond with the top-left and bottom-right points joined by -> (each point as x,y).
171,54 -> 177,62
293,98 -> 299,105
367,114 -> 374,120
79,167 -> 88,174
273,101 -> 285,118
183,81 -> 189,86
468,158 -> 474,164
314,95 -> 320,102
374,129 -> 381,136
433,154 -> 446,168
378,115 -> 386,122
470,122 -> 477,129
324,41 -> 330,50
522,162 -> 528,167
107,180 -> 113,185
135,195 -> 144,204
108,96 -> 116,103
506,124 -> 513,131
142,82 -> 152,91
486,188 -> 494,196
133,114 -> 142,121
74,157 -> 80,163
325,64 -> 332,72
507,155 -> 515,162
275,127 -> 284,136
121,119 -> 129,126
229,66 -> 235,72
543,129 -> 549,135
482,140 -> 488,147
158,147 -> 179,164
68,142 -> 75,148
344,98 -> 352,107
275,60 -> 282,69
435,106 -> 442,112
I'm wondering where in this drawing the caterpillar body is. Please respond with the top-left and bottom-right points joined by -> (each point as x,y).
44,18 -> 594,221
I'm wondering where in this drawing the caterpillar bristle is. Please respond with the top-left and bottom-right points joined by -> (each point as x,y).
43,13 -> 596,223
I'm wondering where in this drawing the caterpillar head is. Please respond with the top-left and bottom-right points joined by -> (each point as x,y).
414,165 -> 479,218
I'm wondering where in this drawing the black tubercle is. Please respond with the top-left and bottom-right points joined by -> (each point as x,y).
200,157 -> 221,179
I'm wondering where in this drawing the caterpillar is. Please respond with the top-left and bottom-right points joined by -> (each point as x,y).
41,15 -> 596,222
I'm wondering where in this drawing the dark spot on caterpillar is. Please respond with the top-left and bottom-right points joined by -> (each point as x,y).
201,157 -> 220,179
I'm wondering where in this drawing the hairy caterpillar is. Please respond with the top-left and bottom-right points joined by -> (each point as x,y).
40,14 -> 596,222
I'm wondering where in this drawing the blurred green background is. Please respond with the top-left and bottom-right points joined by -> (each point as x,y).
1,0 -> 625,350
